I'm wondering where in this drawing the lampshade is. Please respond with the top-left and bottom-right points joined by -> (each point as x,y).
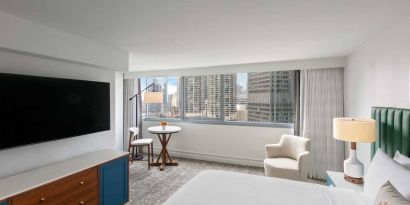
333,118 -> 376,143
144,92 -> 163,104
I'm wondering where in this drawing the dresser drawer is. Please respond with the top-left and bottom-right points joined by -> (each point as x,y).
12,167 -> 98,205
61,187 -> 98,205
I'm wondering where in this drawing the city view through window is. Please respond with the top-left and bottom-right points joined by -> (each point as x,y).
141,70 -> 295,124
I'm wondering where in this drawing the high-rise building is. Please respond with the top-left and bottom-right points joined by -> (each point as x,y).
237,84 -> 248,106
206,75 -> 221,118
183,74 -> 237,119
247,71 -> 294,123
223,74 -> 237,120
183,76 -> 208,118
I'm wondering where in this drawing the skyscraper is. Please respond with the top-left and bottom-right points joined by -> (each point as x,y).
247,71 -> 294,123
183,75 -> 208,118
223,74 -> 237,120
183,74 -> 237,119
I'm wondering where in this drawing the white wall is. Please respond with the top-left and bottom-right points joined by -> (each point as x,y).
0,50 -> 122,178
344,16 -> 410,170
126,56 -> 346,78
0,11 -> 128,71
115,72 -> 124,151
142,121 -> 293,167
0,11 -> 127,178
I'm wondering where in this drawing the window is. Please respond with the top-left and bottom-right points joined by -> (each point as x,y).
141,70 -> 295,126
141,76 -> 180,119
225,71 -> 295,123
183,74 -> 223,120
246,71 -> 295,123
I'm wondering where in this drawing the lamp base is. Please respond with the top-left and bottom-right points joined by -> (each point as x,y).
343,142 -> 364,184
344,174 -> 363,184
132,153 -> 144,161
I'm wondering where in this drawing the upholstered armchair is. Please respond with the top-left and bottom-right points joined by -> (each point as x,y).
264,135 -> 311,181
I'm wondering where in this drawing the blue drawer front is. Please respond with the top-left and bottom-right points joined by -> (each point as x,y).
99,156 -> 129,205
326,174 -> 335,187
0,200 -> 8,205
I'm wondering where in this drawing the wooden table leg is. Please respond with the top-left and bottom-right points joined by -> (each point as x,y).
150,133 -> 178,171
162,133 -> 178,167
161,133 -> 167,170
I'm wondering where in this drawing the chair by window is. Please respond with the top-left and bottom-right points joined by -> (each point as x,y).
128,127 -> 154,169
264,135 -> 311,181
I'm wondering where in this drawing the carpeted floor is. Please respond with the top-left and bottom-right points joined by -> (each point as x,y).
127,155 -> 324,205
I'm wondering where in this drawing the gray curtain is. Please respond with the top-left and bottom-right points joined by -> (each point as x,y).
136,79 -> 143,140
300,68 -> 345,179
123,79 -> 143,151
123,79 -> 136,151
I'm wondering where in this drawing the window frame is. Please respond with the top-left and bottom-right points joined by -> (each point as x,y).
143,117 -> 293,128
142,73 -> 295,128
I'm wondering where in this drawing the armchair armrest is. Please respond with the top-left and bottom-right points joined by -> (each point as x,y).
265,144 -> 283,158
297,151 -> 310,181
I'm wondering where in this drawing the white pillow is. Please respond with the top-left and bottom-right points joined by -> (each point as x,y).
364,149 -> 410,202
394,151 -> 410,169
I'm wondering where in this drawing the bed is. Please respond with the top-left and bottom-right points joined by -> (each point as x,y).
164,107 -> 410,205
164,170 -> 366,205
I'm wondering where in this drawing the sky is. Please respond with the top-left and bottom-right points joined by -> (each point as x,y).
141,77 -> 178,94
237,73 -> 247,90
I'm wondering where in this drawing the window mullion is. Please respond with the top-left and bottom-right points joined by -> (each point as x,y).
220,74 -> 225,122
180,77 -> 185,120
273,72 -> 277,123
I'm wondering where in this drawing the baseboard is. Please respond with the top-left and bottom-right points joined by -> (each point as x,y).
151,148 -> 264,168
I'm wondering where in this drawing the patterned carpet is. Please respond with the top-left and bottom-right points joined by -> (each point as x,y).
127,155 -> 323,205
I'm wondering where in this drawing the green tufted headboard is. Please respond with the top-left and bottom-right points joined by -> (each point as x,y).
371,107 -> 410,159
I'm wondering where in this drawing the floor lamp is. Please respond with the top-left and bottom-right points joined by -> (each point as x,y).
129,82 -> 163,160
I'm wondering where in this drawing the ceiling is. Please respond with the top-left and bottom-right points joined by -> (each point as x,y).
1,0 -> 410,71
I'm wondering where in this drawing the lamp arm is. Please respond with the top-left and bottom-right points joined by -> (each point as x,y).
129,82 -> 157,101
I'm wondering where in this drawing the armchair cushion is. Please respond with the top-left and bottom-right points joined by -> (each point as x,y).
280,135 -> 310,160
264,158 -> 299,180
264,158 -> 298,171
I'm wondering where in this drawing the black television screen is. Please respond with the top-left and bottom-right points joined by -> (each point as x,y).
0,73 -> 110,150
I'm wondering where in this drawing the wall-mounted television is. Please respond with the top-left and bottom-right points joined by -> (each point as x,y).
0,73 -> 110,150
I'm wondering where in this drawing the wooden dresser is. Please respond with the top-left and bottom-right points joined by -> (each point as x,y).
0,150 -> 129,205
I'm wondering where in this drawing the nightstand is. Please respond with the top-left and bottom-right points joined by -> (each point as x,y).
326,171 -> 363,192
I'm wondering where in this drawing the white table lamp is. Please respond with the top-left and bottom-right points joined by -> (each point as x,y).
333,118 -> 375,184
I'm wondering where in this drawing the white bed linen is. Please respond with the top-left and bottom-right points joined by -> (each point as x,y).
164,170 -> 368,205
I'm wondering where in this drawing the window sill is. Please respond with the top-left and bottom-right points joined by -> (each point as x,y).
143,118 -> 293,128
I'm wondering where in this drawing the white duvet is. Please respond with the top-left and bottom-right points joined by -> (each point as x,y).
164,170 -> 367,205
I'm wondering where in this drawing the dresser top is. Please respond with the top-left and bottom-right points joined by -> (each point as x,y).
0,149 -> 128,200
